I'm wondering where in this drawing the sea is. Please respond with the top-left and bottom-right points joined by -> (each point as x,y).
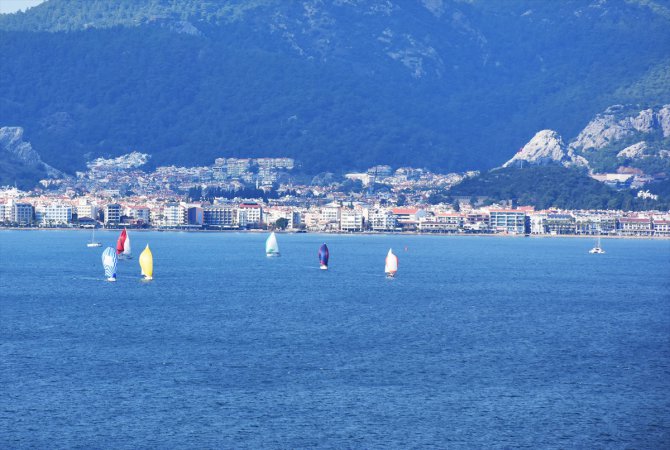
1,230 -> 669,448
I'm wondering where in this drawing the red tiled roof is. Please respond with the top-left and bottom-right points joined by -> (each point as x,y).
489,209 -> 525,213
392,208 -> 419,214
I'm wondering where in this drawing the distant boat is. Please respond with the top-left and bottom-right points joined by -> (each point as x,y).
385,248 -> 398,277
87,227 -> 102,247
266,232 -> 280,257
318,243 -> 329,270
116,228 -> 132,258
102,247 -> 118,282
139,244 -> 153,280
589,236 -> 606,254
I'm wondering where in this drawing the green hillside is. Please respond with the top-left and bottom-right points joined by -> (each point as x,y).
1,0 -> 669,185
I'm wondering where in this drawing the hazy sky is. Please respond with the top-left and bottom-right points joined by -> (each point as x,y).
0,0 -> 45,14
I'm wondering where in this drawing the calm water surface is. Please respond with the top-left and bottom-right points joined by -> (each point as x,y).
1,231 -> 669,448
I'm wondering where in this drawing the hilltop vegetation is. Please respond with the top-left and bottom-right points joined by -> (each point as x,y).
448,166 -> 669,210
1,0 -> 669,185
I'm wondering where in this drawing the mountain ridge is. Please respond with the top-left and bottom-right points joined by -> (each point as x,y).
1,0 -> 669,185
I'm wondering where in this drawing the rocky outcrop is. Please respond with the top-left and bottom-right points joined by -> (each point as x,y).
0,126 -> 63,178
502,130 -> 587,168
617,141 -> 649,159
570,105 -> 670,152
658,105 -> 670,137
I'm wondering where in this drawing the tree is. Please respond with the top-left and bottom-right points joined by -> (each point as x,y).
275,217 -> 289,230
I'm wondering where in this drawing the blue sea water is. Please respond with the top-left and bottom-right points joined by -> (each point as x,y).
1,230 -> 669,448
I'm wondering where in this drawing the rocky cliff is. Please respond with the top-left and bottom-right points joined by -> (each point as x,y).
502,130 -> 587,169
0,127 -> 63,181
569,105 -> 670,153
502,105 -> 670,173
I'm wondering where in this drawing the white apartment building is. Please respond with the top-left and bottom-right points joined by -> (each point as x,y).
340,209 -> 365,232
163,202 -> 186,227
76,202 -> 98,220
237,203 -> 263,228
320,206 -> 341,225
43,203 -> 73,225
369,211 -> 397,231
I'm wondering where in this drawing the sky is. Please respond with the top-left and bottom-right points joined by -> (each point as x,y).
0,0 -> 45,14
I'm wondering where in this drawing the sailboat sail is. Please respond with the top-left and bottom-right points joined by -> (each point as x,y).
266,232 -> 280,256
139,244 -> 153,279
116,228 -> 127,255
102,247 -> 118,281
87,227 -> 101,247
123,230 -> 132,256
589,236 -> 606,254
318,243 -> 329,269
385,248 -> 398,276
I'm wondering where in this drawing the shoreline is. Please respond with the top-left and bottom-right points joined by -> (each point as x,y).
1,227 -> 668,240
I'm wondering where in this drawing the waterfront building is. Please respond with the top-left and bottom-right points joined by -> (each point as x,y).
369,211 -> 398,231
392,208 -> 426,223
237,202 -> 263,228
0,203 -> 6,223
188,207 -> 204,226
545,213 -> 576,235
75,203 -> 98,220
12,202 -> 34,225
575,214 -> 617,235
104,203 -> 122,225
126,205 -> 151,224
43,203 -> 73,225
340,209 -> 365,232
164,202 -> 186,227
419,213 -> 463,233
265,207 -> 301,230
392,207 -> 426,231
529,212 -> 547,235
320,206 -> 341,225
654,219 -> 670,236
488,209 -> 527,234
203,205 -> 237,228
464,211 -> 489,233
618,217 -> 653,236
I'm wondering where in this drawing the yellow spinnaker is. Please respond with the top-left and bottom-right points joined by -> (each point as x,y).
139,244 -> 153,279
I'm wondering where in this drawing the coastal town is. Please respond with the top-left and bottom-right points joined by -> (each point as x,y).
1,153 -> 669,237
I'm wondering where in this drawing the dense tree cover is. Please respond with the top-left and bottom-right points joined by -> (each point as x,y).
0,157 -> 46,189
448,166 -> 669,210
584,133 -> 670,175
1,0 -> 669,187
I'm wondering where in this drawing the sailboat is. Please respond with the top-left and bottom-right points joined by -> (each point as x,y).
139,244 -> 153,280
266,232 -> 280,257
589,236 -> 606,254
87,227 -> 102,247
385,248 -> 398,277
116,228 -> 132,259
102,247 -> 118,282
318,243 -> 329,270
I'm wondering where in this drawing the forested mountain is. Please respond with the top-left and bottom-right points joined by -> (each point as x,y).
1,0 -> 669,185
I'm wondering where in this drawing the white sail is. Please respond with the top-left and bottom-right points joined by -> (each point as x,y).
87,227 -> 101,247
589,236 -> 605,254
123,230 -> 132,256
266,232 -> 280,256
385,248 -> 398,275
